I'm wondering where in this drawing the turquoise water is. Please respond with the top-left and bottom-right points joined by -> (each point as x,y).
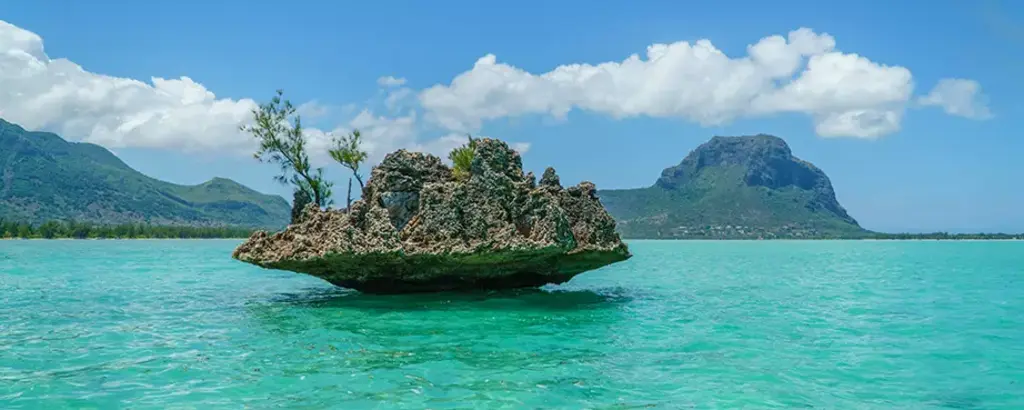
2,240 -> 1023,409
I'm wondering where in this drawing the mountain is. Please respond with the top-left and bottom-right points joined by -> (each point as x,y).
599,134 -> 867,239
0,118 -> 290,228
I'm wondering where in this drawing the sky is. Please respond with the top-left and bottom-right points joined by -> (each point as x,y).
2,0 -> 1023,233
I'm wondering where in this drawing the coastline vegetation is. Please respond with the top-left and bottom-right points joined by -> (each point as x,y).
866,232 -> 1024,240
620,225 -> 1024,240
625,232 -> 1024,240
0,219 -> 255,239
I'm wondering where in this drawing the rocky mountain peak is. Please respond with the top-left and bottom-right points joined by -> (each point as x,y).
599,134 -> 864,239
656,134 -> 796,189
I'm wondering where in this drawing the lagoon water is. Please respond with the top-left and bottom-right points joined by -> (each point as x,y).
2,240 -> 1023,408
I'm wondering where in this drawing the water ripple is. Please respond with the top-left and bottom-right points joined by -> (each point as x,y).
1,239 -> 1023,408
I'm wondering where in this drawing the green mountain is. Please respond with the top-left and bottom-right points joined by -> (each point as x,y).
599,134 -> 867,239
0,118 -> 290,228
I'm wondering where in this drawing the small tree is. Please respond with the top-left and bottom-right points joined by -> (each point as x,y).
241,90 -> 333,216
328,129 -> 368,210
291,188 -> 312,224
448,134 -> 477,181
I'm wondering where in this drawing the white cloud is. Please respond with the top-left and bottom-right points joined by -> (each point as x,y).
418,28 -> 977,139
377,76 -> 407,87
0,20 -> 258,153
348,110 -> 419,161
384,87 -> 414,110
417,134 -> 531,163
16,16 -> 981,171
416,133 -> 474,160
304,109 -> 419,167
511,142 -> 531,154
0,20 -> 498,165
295,101 -> 331,119
919,78 -> 993,120
308,113 -> 531,168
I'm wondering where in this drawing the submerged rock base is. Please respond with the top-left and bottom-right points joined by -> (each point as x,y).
253,247 -> 628,294
233,138 -> 631,294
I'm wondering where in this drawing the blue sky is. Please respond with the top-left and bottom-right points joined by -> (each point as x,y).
2,0 -> 1022,232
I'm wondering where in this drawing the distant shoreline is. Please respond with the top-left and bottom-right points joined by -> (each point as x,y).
0,237 -> 248,241
619,233 -> 1024,241
5,237 -> 1021,242
622,238 -> 1024,242
0,219 -> 262,240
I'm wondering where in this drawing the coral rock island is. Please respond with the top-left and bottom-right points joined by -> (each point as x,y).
233,138 -> 631,293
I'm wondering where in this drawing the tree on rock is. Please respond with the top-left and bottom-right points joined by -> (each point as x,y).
291,189 -> 312,224
328,130 -> 368,210
241,90 -> 333,216
448,134 -> 478,181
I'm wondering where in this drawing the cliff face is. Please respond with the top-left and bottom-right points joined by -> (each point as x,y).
233,138 -> 631,293
656,135 -> 857,224
601,134 -> 864,239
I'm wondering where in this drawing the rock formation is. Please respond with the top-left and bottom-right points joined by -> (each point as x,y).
600,134 -> 865,239
233,138 -> 631,293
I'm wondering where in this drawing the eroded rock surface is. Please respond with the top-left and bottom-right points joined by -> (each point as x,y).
233,139 -> 631,293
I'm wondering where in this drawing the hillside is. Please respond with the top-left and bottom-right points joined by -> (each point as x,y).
599,134 -> 867,239
0,118 -> 290,228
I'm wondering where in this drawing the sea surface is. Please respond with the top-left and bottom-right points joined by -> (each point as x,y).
1,240 -> 1023,409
